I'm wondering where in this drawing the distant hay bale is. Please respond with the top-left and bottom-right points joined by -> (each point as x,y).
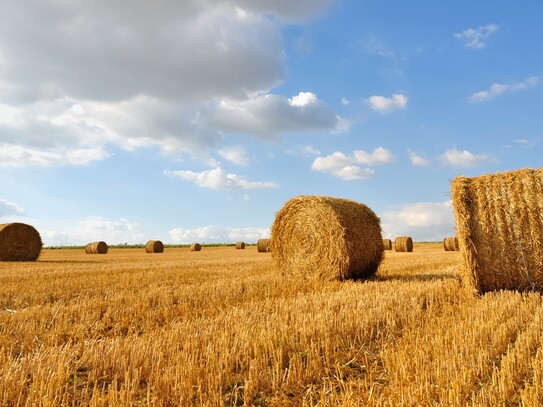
0,222 -> 42,261
235,241 -> 245,250
382,239 -> 393,250
257,238 -> 270,253
85,241 -> 108,254
190,243 -> 202,252
146,240 -> 164,253
451,167 -> 543,294
395,236 -> 413,252
443,236 -> 459,251
270,195 -> 384,281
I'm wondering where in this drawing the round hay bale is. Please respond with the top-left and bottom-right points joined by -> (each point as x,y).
270,195 -> 384,281
85,241 -> 108,254
382,238 -> 393,250
235,241 -> 245,250
0,222 -> 42,261
146,240 -> 164,253
190,243 -> 202,252
443,236 -> 459,251
257,238 -> 270,253
394,236 -> 413,252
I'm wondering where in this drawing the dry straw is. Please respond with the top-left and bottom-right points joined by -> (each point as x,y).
443,237 -> 459,251
0,222 -> 42,261
270,195 -> 384,281
451,167 -> 543,293
395,236 -> 413,252
257,238 -> 270,253
235,241 -> 245,250
190,243 -> 202,252
382,239 -> 393,250
146,240 -> 164,253
85,241 -> 108,254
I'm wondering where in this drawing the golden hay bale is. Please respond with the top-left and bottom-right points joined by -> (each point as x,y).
235,241 -> 245,250
0,222 -> 42,261
394,236 -> 413,252
190,243 -> 202,252
382,238 -> 393,250
443,236 -> 459,251
269,195 -> 384,281
85,241 -> 108,254
145,240 -> 164,253
451,167 -> 543,293
257,238 -> 270,253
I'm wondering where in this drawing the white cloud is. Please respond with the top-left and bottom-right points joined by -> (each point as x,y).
0,199 -> 24,216
408,149 -> 431,166
380,201 -> 455,242
469,77 -> 539,103
169,225 -> 270,244
454,24 -> 499,49
166,167 -> 279,189
513,138 -> 538,148
439,147 -> 494,167
367,94 -> 407,114
311,147 -> 393,180
218,145 -> 249,166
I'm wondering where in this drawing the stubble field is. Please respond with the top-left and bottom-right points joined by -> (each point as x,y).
0,243 -> 542,406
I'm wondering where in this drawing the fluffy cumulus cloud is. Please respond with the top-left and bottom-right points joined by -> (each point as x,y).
367,94 -> 407,114
0,199 -> 24,217
169,225 -> 270,244
380,201 -> 456,241
454,24 -> 499,49
166,167 -> 279,189
0,1 -> 341,167
469,77 -> 539,103
408,149 -> 431,166
311,147 -> 394,180
439,147 -> 494,167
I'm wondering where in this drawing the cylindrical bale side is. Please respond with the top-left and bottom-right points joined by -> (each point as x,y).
146,240 -> 164,253
85,241 -> 108,254
382,239 -> 393,250
0,222 -> 42,261
257,238 -> 270,253
443,237 -> 459,251
270,195 -> 384,281
451,167 -> 543,294
235,241 -> 245,250
394,236 -> 413,252
190,243 -> 202,252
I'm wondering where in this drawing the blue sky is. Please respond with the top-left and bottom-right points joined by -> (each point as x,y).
0,0 -> 541,246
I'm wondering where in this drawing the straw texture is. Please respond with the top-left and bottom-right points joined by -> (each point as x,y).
85,241 -> 108,254
235,242 -> 245,250
190,243 -> 202,252
382,239 -> 393,250
394,236 -> 413,252
146,240 -> 164,253
257,239 -> 270,253
451,167 -> 543,293
443,237 -> 459,251
0,222 -> 42,261
270,195 -> 384,281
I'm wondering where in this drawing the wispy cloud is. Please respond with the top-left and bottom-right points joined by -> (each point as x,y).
439,147 -> 494,167
218,145 -> 249,166
469,77 -> 538,103
166,167 -> 279,190
454,24 -> 500,49
367,94 -> 407,114
0,199 -> 24,216
408,149 -> 431,166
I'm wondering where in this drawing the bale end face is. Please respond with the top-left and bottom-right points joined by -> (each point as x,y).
0,222 -> 42,261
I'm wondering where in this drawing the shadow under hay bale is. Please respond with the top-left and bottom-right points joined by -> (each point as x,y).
394,236 -> 413,252
190,243 -> 202,252
85,241 -> 108,254
146,240 -> 164,253
257,238 -> 270,253
443,236 -> 459,251
270,195 -> 384,281
452,167 -> 543,294
235,241 -> 245,250
382,239 -> 393,250
0,222 -> 42,261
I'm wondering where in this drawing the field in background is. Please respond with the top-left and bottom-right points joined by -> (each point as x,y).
0,243 -> 542,406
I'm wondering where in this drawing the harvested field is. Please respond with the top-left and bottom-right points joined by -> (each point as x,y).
0,244 -> 541,405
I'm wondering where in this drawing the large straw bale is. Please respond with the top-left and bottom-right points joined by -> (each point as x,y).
0,222 -> 42,261
191,243 -> 202,252
394,236 -> 413,252
85,241 -> 108,254
235,241 -> 245,250
257,238 -> 270,253
443,237 -> 459,251
270,195 -> 384,281
451,167 -> 543,293
382,239 -> 393,250
146,240 -> 164,253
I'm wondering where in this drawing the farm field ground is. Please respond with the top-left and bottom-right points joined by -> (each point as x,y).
1,243 -> 542,406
